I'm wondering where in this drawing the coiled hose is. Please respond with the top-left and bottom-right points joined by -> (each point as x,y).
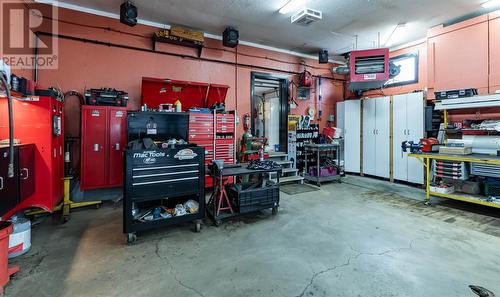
0,74 -> 14,177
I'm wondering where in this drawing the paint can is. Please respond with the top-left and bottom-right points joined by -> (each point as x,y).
8,217 -> 31,259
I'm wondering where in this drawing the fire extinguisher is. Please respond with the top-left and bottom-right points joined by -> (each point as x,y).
243,113 -> 251,131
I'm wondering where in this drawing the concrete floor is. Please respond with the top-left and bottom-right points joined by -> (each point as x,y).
6,176 -> 500,297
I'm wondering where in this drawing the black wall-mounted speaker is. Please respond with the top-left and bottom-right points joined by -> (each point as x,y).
223,27 -> 239,48
120,1 -> 137,27
319,49 -> 329,64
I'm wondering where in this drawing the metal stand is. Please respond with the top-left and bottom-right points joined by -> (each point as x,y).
303,143 -> 342,186
27,177 -> 102,222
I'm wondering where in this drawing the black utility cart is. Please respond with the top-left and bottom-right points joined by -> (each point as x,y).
207,163 -> 281,226
123,112 -> 205,243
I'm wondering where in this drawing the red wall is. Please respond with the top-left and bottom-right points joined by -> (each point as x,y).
13,5 -> 343,140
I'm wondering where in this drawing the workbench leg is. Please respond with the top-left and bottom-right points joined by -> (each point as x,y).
425,158 -> 431,205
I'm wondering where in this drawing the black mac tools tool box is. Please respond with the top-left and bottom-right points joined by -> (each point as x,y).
123,146 -> 205,243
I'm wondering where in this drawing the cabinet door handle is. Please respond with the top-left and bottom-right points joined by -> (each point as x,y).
0,177 -> 3,190
373,129 -> 376,135
94,144 -> 99,152
21,168 -> 29,180
115,143 -> 120,151
407,129 -> 410,135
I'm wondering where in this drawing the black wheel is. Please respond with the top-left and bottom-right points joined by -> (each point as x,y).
424,201 -> 431,206
126,233 -> 137,244
195,222 -> 201,233
95,203 -> 101,209
272,206 -> 279,215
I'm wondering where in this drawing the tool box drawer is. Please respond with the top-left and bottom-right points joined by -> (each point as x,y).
189,133 -> 214,141
189,114 -> 213,122
216,139 -> 234,145
189,123 -> 214,130
216,114 -> 235,123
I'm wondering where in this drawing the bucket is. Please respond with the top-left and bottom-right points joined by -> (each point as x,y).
8,218 -> 31,259
0,221 -> 18,294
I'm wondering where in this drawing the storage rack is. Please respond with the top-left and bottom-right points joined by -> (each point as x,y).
295,125 -> 320,171
188,110 -> 237,187
409,95 -> 500,209
303,143 -> 342,186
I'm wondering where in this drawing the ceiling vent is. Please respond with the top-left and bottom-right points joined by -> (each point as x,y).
291,8 -> 322,26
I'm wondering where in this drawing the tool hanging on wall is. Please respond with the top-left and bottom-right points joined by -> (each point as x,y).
317,76 -> 322,120
299,69 -> 312,88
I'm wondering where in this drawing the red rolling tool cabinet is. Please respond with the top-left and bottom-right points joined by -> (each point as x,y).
0,95 -> 64,218
80,106 -> 127,190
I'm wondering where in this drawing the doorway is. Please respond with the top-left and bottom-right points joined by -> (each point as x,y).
250,72 -> 289,152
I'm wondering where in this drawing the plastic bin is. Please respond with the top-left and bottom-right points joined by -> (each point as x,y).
227,184 -> 279,213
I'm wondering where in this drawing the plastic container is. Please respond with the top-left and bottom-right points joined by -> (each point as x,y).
0,221 -> 18,294
228,184 -> 279,213
8,217 -> 31,259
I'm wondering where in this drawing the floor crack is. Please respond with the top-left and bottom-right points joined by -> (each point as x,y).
295,239 -> 415,297
155,240 -> 207,297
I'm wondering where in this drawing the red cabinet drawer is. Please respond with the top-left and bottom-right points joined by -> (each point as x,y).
216,114 -> 234,121
189,134 -> 213,141
190,113 -> 213,119
216,139 -> 234,145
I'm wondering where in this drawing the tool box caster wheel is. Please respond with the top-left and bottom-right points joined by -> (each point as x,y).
194,221 -> 201,233
424,201 -> 432,206
272,206 -> 279,215
126,233 -> 137,244
214,219 -> 222,227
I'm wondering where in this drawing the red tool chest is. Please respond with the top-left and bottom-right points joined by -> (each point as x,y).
80,106 -> 127,190
141,77 -> 233,188
0,96 -> 64,218
189,111 -> 236,187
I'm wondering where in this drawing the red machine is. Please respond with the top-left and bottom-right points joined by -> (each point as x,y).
349,48 -> 390,91
0,96 -> 64,218
80,106 -> 127,190
420,138 -> 440,152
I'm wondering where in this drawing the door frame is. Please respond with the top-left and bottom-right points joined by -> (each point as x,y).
250,72 -> 289,151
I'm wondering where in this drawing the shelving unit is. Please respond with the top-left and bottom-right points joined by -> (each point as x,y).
295,125 -> 320,172
409,94 -> 500,209
303,143 -> 342,186
409,153 -> 500,209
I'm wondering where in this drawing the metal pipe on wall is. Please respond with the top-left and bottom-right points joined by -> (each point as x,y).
35,31 -> 345,82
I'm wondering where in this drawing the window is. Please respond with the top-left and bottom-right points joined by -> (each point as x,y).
384,52 -> 419,88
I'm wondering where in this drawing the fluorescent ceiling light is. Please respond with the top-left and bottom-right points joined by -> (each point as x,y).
279,0 -> 307,14
385,23 -> 407,47
482,0 -> 500,8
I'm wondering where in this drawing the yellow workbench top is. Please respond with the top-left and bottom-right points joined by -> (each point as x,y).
408,152 -> 500,165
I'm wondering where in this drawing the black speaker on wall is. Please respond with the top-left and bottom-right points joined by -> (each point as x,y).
223,27 -> 239,48
319,49 -> 329,64
120,1 -> 137,27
